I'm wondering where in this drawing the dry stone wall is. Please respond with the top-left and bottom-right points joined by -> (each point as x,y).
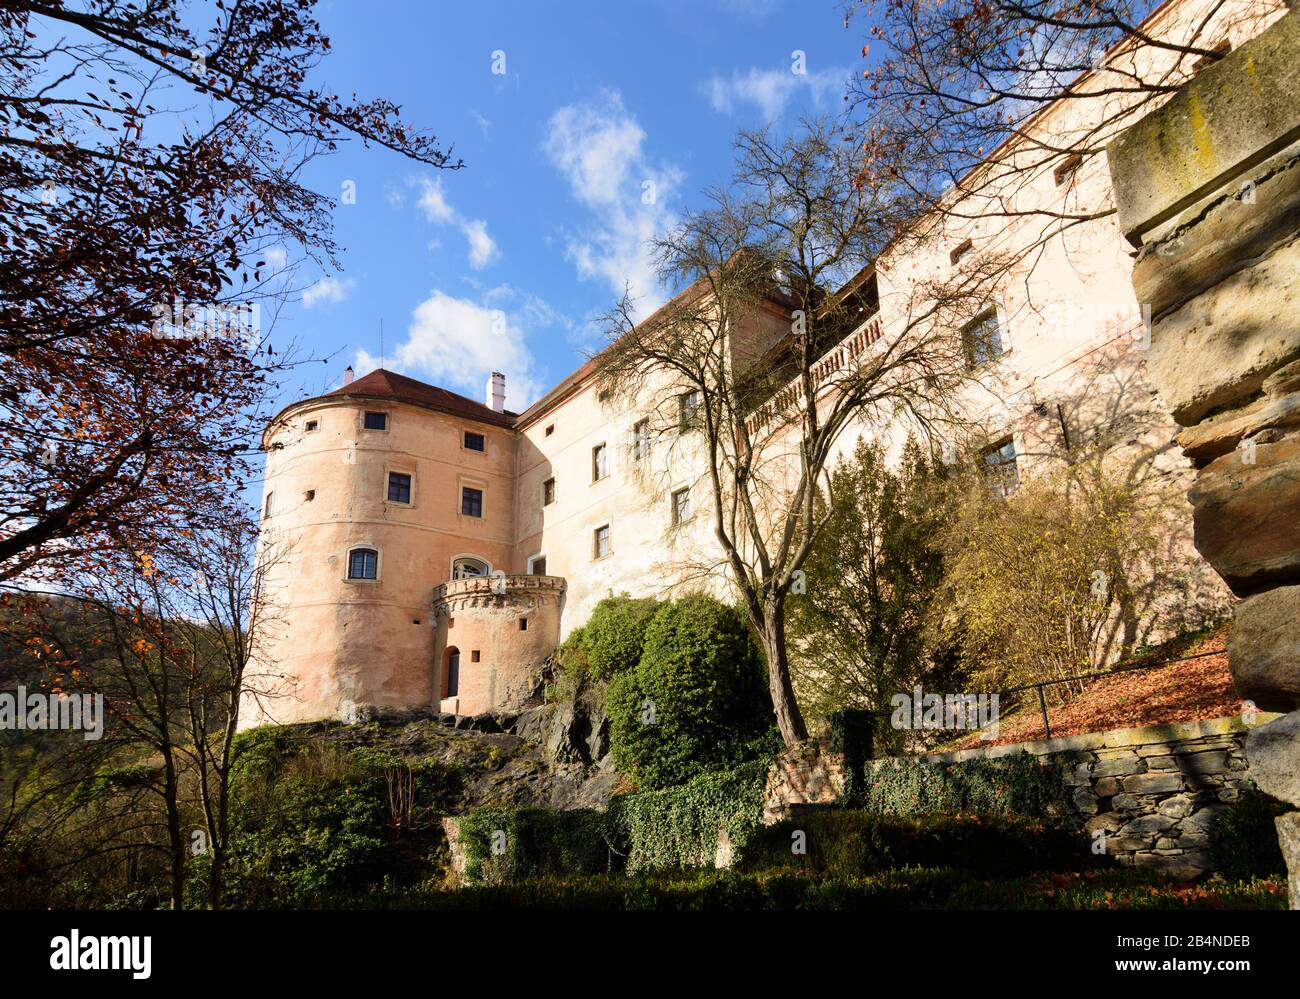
762,715 -> 1273,879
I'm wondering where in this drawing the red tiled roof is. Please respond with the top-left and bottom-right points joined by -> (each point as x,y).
324,368 -> 516,428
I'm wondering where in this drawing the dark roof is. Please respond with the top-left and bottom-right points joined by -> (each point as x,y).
324,368 -> 516,428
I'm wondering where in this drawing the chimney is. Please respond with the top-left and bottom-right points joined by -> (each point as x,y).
486,371 -> 505,413
343,365 -> 355,387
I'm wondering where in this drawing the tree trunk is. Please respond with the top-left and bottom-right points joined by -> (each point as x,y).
763,603 -> 808,745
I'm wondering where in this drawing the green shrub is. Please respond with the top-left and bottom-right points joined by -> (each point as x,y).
214,728 -> 462,906
739,810 -> 1096,878
456,807 -> 618,885
1209,786 -> 1294,882
611,757 -> 771,873
862,752 -> 1075,821
607,593 -> 775,790
579,594 -> 662,680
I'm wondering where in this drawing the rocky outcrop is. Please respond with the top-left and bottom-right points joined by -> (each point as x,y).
1108,8 -> 1300,905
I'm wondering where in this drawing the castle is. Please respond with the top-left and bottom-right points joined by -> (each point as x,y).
240,0 -> 1274,729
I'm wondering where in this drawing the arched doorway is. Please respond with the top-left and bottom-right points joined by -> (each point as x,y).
444,646 -> 460,698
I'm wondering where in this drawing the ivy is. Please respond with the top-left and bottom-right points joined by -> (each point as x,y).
861,751 -> 1074,822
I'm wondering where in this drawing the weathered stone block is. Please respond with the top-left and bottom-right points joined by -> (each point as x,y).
1122,772 -> 1185,795
1245,709 -> 1300,806
1092,754 -> 1143,778
1144,239 -> 1300,427
1178,387 -> 1300,462
1172,750 -> 1230,775
1158,794 -> 1196,819
1228,585 -> 1300,710
1094,776 -> 1122,797
1108,9 -> 1300,245
1085,811 -> 1125,835
1119,813 -> 1178,836
1276,812 -> 1300,910
1189,436 -> 1300,594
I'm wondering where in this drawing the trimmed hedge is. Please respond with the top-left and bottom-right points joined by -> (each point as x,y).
611,757 -> 771,874
282,867 -> 1288,911
738,810 -> 1098,878
457,807 -> 616,885
862,752 -> 1075,821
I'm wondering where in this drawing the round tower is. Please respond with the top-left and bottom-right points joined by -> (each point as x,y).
241,369 -> 523,727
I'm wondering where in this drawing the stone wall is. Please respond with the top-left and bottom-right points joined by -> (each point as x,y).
762,715 -> 1275,879
1106,8 -> 1300,905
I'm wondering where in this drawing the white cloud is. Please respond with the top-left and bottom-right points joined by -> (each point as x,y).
417,176 -> 499,270
302,276 -> 353,309
357,285 -> 562,409
543,91 -> 682,319
462,219 -> 500,269
262,246 -> 287,269
702,64 -> 850,122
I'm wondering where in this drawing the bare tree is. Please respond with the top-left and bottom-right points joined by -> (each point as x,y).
597,120 -> 985,745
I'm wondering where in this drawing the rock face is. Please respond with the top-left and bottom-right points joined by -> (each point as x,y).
1107,8 -> 1300,905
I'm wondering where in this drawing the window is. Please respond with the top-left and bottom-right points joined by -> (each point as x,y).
464,431 -> 485,452
672,487 -> 691,525
1192,39 -> 1231,75
963,308 -> 1005,369
949,239 -> 973,266
593,524 -> 611,559
347,548 -> 378,580
363,411 -> 387,430
632,419 -> 650,462
983,438 -> 1019,498
460,487 -> 483,517
1053,154 -> 1083,187
519,618 -> 528,631
264,492 -> 274,518
545,424 -> 555,437
471,650 -> 481,663
452,557 -> 489,578
542,477 -> 556,506
529,554 -> 547,576
592,443 -> 609,481
678,389 -> 701,430
305,419 -> 319,432
387,472 -> 412,504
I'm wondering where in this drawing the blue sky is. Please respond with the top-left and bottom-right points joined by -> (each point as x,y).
273,0 -> 865,414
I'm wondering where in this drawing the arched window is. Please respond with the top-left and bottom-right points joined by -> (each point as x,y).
451,556 -> 490,579
444,646 -> 460,698
347,547 -> 378,580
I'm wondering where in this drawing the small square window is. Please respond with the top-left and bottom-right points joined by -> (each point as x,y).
519,618 -> 528,631
461,487 -> 483,518
305,419 -> 319,432
388,472 -> 412,504
464,431 -> 485,452
593,524 -> 610,559
529,555 -> 547,576
264,492 -> 274,518
949,239 -> 973,266
545,424 -> 555,437
542,477 -> 556,506
471,650 -> 481,663
963,308 -> 1005,369
672,487 -> 691,525
363,411 -> 387,431
347,548 -> 378,580
592,443 -> 609,482
678,390 -> 701,430
983,438 -> 1019,498
632,419 -> 650,462
1053,154 -> 1083,187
